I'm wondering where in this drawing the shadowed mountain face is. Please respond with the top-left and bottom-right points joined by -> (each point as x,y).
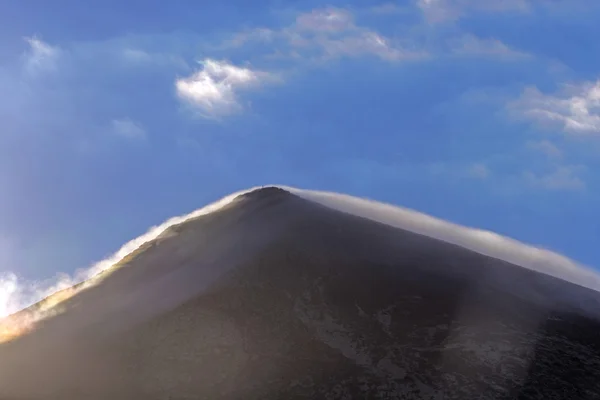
1,187 -> 600,399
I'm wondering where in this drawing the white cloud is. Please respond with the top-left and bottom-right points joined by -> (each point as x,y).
417,0 -> 530,22
111,118 -> 146,140
526,140 -> 563,159
175,59 -> 275,118
0,273 -> 22,320
510,80 -> 600,135
524,165 -> 586,191
23,36 -> 60,75
450,34 -> 529,60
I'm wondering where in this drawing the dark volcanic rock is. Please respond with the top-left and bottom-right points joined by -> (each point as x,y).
1,188 -> 599,399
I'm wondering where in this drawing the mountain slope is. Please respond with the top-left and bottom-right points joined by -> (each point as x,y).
1,187 -> 599,399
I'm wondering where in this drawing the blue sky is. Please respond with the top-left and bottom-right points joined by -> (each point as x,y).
1,0 -> 599,286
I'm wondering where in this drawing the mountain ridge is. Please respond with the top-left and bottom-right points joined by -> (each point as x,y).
2,185 -> 599,329
1,185 -> 600,398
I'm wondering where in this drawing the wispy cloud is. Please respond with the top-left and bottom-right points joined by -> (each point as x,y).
111,118 -> 146,140
120,47 -> 189,70
527,140 -> 563,159
23,37 -> 60,75
466,163 -> 491,179
0,234 -> 16,272
228,7 -> 427,63
292,8 -> 427,61
524,165 -> 586,191
176,59 -> 276,118
510,80 -> 600,135
428,162 -> 491,180
417,0 -> 530,23
369,3 -> 407,15
450,34 -> 530,60
295,8 -> 356,33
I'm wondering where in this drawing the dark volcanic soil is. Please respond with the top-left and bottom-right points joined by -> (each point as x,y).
1,187 -> 599,399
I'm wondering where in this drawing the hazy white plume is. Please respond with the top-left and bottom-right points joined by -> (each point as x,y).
287,187 -> 600,291
0,187 -> 254,319
175,59 -> 274,118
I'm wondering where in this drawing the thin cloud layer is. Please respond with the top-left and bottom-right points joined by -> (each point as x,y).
417,0 -> 530,23
23,37 -> 60,75
111,118 -> 146,140
524,165 -> 586,192
427,162 -> 491,181
295,8 -> 356,33
466,163 -> 490,179
176,59 -> 274,118
511,81 -> 600,135
450,34 -> 529,60
527,140 -> 563,159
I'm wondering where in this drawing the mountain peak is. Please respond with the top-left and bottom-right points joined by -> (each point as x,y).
235,185 -> 291,201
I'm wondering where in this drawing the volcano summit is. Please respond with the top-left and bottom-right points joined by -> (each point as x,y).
1,186 -> 599,399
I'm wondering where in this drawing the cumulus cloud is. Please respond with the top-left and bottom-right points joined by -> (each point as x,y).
510,81 -> 600,135
450,34 -> 529,60
523,165 -> 586,191
175,59 -> 275,118
23,36 -> 60,75
111,118 -> 146,140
